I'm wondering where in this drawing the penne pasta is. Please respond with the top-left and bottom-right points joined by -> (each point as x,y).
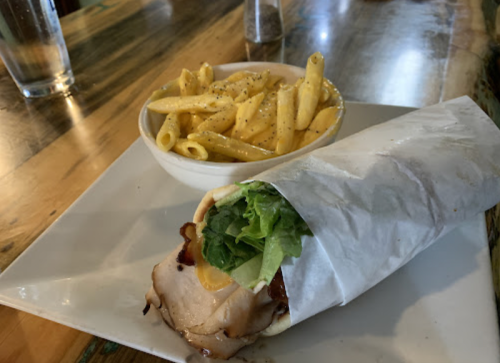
198,104 -> 238,134
241,115 -> 273,142
146,53 -> 343,162
234,88 -> 249,103
226,71 -> 271,99
251,126 -> 277,151
232,92 -> 266,139
294,77 -> 304,112
195,112 -> 213,120
291,130 -> 305,151
173,138 -> 209,161
239,92 -> 277,142
226,70 -> 257,82
189,113 -> 205,134
207,80 -> 229,96
222,126 -> 235,137
299,106 -> 343,148
314,79 -> 345,120
322,78 -> 342,107
149,78 -> 181,101
156,113 -> 181,152
188,131 -> 275,162
296,52 -> 325,130
269,132 -> 279,150
247,70 -> 270,96
148,95 -> 233,114
224,79 -> 250,99
198,63 -> 214,94
275,85 -> 295,155
319,86 -> 330,104
205,71 -> 270,100
179,69 -> 199,96
216,80 -> 243,99
179,113 -> 193,138
265,74 -> 283,90
294,77 -> 305,88
207,152 -> 236,163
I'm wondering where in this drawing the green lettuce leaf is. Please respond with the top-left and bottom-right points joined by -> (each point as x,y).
202,181 -> 312,289
202,199 -> 258,272
230,253 -> 263,288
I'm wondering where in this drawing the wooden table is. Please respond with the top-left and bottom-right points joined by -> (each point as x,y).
1,0 -> 499,362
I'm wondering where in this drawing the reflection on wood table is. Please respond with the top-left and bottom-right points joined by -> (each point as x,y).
0,0 -> 499,362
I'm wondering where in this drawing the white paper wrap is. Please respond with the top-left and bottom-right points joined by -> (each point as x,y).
255,96 -> 500,325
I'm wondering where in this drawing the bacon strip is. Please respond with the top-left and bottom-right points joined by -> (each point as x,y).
176,222 -> 196,266
268,269 -> 288,305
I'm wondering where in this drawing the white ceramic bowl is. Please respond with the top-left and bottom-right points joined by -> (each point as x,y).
138,62 -> 345,191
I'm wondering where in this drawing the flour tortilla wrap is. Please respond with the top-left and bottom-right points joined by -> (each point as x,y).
194,184 -> 292,336
145,184 -> 291,360
146,96 -> 500,358
192,184 -> 293,336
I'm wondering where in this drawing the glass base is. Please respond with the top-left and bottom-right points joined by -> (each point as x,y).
18,71 -> 75,98
245,33 -> 284,44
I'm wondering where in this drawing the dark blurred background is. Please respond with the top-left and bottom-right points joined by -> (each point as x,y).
54,0 -> 101,16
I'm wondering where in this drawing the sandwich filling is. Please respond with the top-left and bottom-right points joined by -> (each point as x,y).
145,182 -> 311,359
201,182 -> 312,290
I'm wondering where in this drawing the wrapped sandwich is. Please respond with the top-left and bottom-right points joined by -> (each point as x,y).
144,181 -> 306,358
145,96 -> 500,359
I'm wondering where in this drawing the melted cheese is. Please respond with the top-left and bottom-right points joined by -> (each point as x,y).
191,222 -> 233,291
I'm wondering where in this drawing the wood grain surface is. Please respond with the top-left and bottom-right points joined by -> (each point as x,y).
0,0 -> 499,362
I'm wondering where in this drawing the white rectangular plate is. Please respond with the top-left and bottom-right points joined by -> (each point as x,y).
0,102 -> 498,363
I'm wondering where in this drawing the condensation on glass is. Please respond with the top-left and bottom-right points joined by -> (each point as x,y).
244,0 -> 284,43
0,0 -> 74,98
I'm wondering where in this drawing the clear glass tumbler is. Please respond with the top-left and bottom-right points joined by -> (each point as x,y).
244,0 -> 284,43
0,0 -> 74,98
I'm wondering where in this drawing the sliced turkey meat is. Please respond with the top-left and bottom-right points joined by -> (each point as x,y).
145,223 -> 288,359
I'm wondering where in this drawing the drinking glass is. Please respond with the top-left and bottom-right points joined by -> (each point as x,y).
0,0 -> 74,98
